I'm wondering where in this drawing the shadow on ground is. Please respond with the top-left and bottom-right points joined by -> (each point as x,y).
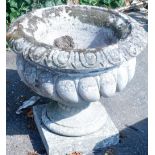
93,118 -> 148,155
6,69 -> 46,154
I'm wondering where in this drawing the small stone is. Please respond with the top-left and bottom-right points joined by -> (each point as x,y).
53,35 -> 75,50
104,148 -> 115,155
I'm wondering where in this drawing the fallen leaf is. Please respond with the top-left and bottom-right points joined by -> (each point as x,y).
26,108 -> 33,118
67,152 -> 82,155
27,151 -> 38,155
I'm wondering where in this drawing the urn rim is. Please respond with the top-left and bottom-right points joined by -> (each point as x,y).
7,5 -> 147,73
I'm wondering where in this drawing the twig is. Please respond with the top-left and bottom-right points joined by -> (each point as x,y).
115,1 -> 148,12
67,0 -> 80,5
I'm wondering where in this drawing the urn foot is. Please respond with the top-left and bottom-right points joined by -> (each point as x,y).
41,101 -> 109,137
33,104 -> 119,155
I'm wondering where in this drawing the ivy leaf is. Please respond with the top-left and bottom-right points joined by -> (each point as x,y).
9,0 -> 18,8
45,0 -> 55,6
81,0 -> 90,4
90,0 -> 99,5
10,12 -> 19,22
6,12 -> 9,18
110,0 -> 125,8
10,7 -> 17,13
55,0 -> 65,5
20,5 -> 29,12
102,0 -> 113,5
45,0 -> 65,6
61,0 -> 67,3
25,0 -> 32,5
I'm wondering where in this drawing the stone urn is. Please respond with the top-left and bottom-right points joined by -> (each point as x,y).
7,5 -> 147,155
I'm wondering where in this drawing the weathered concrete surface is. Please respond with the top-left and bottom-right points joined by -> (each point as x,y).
33,104 -> 119,155
6,11 -> 147,155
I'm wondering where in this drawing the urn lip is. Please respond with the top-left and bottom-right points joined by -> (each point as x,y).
7,5 -> 147,73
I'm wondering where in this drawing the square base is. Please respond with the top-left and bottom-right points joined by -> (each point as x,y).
33,104 -> 119,155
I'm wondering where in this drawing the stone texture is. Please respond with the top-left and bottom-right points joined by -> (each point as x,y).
6,9 -> 148,155
14,53 -> 138,141
7,5 -> 147,155
56,78 -> 79,103
78,77 -> 100,102
41,101 -> 110,136
116,62 -> 129,91
33,104 -> 119,155
100,71 -> 116,97
127,57 -> 136,82
15,54 -> 137,105
7,5 -> 147,71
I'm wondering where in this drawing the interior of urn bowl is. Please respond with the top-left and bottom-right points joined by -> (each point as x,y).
21,5 -> 131,50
